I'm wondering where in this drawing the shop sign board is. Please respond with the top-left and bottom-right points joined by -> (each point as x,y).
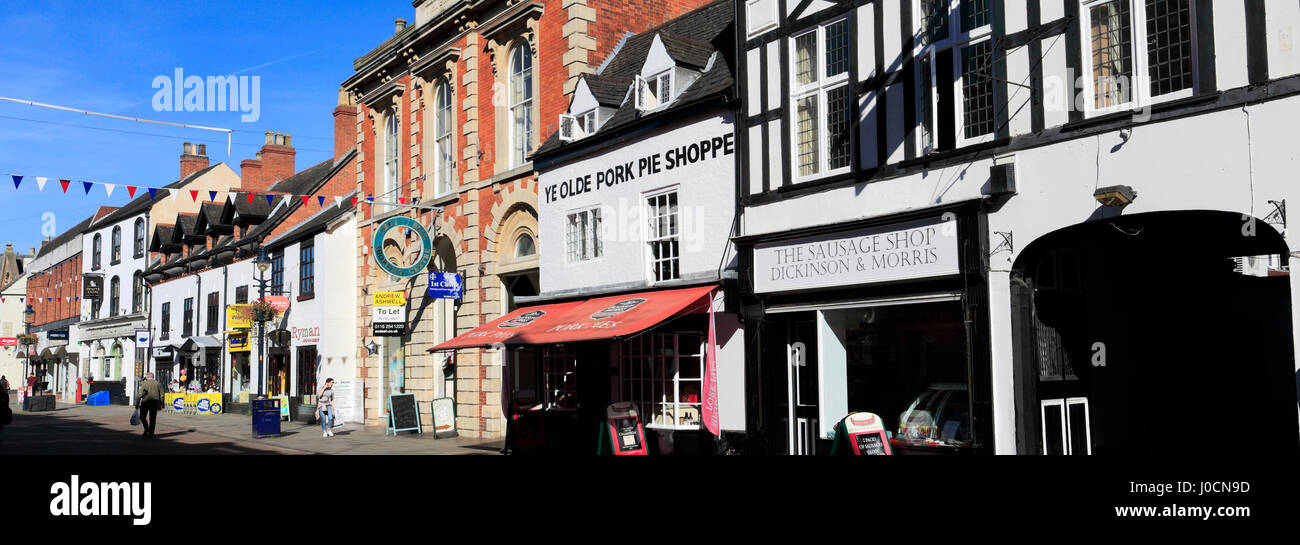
227,333 -> 249,352
264,296 -> 291,314
372,305 -> 407,337
372,216 -> 433,278
386,393 -> 422,435
841,412 -> 892,455
152,346 -> 174,360
291,326 -> 320,344
0,338 -> 16,348
605,402 -> 647,455
373,292 -> 406,307
135,330 -> 151,345
47,329 -> 69,341
427,272 -> 463,300
752,217 -> 960,293
83,275 -> 103,300
431,397 -> 456,434
226,304 -> 252,329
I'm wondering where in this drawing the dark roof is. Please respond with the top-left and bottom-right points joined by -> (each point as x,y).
230,191 -> 275,222
95,163 -> 220,227
175,214 -> 201,243
35,214 -> 95,259
537,0 -> 734,157
240,151 -> 357,247
200,203 -> 226,227
267,198 -> 357,250
659,33 -> 715,69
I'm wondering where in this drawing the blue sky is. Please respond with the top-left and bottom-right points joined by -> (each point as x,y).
0,0 -> 408,255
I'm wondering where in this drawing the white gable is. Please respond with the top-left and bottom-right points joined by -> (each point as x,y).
642,34 -> 677,77
570,78 -> 600,115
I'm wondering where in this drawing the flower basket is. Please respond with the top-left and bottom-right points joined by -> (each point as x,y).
16,333 -> 38,347
238,300 -> 279,324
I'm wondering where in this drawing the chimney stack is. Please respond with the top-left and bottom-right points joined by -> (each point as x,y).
395,18 -> 407,34
240,151 -> 265,193
334,89 -> 359,161
260,131 -> 296,187
180,142 -> 210,181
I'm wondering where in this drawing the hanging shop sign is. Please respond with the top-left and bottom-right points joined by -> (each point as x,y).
372,306 -> 407,337
227,332 -> 249,352
83,275 -> 103,300
372,216 -> 433,278
838,412 -> 892,456
47,329 -> 69,341
427,272 -> 463,300
603,402 -> 647,455
226,304 -> 252,329
373,292 -> 406,307
752,217 -> 960,294
135,330 -> 151,345
264,296 -> 291,314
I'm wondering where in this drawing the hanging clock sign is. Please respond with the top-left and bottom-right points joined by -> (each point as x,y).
372,216 -> 433,278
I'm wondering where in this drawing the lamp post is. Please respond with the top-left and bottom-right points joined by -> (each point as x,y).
254,247 -> 272,398
23,304 -> 34,388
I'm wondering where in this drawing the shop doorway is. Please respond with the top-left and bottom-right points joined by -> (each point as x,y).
786,317 -> 820,455
1012,211 -> 1299,454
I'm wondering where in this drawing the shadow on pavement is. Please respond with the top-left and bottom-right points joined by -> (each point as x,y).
1,408 -> 289,455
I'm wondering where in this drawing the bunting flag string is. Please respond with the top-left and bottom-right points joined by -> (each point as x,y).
6,170 -> 437,214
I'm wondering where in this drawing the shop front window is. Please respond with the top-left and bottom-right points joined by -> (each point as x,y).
297,345 -> 318,404
820,300 -> 972,452
540,345 -> 577,410
614,333 -> 703,429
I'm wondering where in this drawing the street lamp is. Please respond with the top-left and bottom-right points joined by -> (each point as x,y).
23,304 -> 35,388
254,247 -> 272,398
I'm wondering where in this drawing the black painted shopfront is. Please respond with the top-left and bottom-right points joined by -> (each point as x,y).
735,205 -> 994,455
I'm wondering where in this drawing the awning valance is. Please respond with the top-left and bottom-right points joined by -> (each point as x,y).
430,285 -> 718,351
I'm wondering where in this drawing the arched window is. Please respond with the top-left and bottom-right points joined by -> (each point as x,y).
383,109 -> 400,212
434,79 -> 455,196
510,43 -> 534,167
111,226 -> 121,264
132,274 -> 143,313
515,233 -> 536,258
92,234 -> 102,270
109,276 -> 120,318
134,218 -> 145,258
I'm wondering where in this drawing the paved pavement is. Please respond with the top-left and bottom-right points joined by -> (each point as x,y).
0,399 -> 504,455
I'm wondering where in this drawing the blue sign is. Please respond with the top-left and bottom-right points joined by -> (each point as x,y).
427,272 -> 463,299
172,398 -> 185,411
210,403 -> 222,415
48,329 -> 69,341
371,216 -> 433,278
197,398 -> 211,413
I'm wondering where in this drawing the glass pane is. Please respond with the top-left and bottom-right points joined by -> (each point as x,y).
919,54 -> 934,151
921,0 -> 950,45
961,40 -> 995,138
1043,403 -> 1065,454
794,32 -> 818,85
796,96 -> 819,176
1090,0 -> 1134,108
826,85 -> 852,169
1145,0 -> 1193,96
1068,401 -> 1090,455
961,0 -> 991,32
824,20 -> 850,78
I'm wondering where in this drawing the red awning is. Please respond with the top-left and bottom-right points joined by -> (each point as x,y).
429,285 -> 718,351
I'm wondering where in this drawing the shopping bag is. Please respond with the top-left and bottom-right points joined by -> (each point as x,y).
130,409 -> 140,427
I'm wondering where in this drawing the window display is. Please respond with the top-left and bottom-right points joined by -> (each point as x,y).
614,333 -> 703,429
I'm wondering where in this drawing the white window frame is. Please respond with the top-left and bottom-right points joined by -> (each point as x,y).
433,78 -> 455,198
565,207 -> 603,264
509,43 -> 534,168
1079,0 -> 1198,118
615,333 -> 706,430
913,0 -> 996,153
382,110 -> 400,214
558,109 -> 599,142
643,188 -> 681,284
790,17 -> 853,183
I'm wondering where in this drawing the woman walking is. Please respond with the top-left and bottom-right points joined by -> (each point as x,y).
317,378 -> 336,438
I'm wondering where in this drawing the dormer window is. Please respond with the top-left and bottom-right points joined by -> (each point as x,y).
635,71 -> 674,111
558,109 -> 599,142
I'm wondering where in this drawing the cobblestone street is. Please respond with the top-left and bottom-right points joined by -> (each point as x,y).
0,400 -> 503,455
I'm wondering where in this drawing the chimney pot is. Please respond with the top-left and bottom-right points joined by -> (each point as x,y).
265,131 -> 274,145
395,18 -> 407,34
197,144 -> 206,156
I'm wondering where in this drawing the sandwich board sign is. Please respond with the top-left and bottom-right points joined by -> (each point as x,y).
386,393 -> 422,436
837,412 -> 892,455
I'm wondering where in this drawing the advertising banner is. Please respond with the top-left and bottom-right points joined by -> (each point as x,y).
427,273 -> 463,299
0,338 -> 15,348
372,306 -> 407,337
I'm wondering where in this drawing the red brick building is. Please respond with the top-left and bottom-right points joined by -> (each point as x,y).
342,0 -> 715,437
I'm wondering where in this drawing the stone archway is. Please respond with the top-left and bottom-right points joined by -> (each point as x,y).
1010,211 -> 1298,455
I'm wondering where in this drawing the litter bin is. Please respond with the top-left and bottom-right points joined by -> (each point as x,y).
86,391 -> 111,406
251,398 -> 281,438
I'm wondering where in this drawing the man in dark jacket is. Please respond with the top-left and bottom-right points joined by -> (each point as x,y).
136,373 -> 164,438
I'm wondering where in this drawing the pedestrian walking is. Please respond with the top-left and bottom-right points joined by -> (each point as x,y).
136,372 -> 164,438
1,376 -> 9,393
317,378 -> 336,438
